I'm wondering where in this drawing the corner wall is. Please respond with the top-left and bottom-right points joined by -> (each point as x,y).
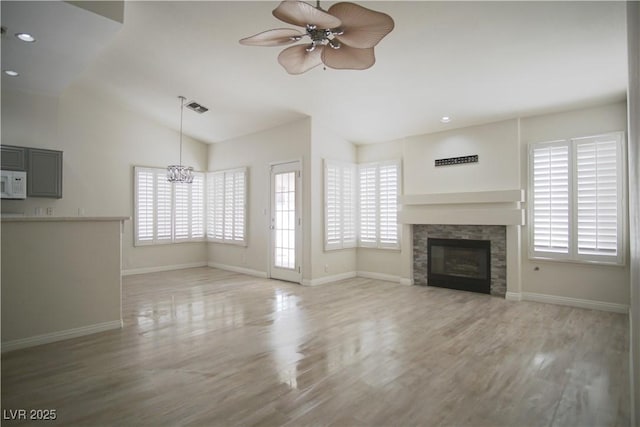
308,120 -> 357,284
207,118 -> 312,279
356,140 -> 407,281
357,105 -> 629,310
1,84 -> 209,273
519,102 -> 629,307
626,1 -> 640,424
357,120 -> 521,283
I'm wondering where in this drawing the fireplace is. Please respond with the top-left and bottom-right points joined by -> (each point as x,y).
427,238 -> 491,294
413,225 -> 506,296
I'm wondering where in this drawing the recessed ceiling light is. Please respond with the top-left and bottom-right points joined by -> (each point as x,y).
4,70 -> 19,77
15,33 -> 36,42
440,116 -> 452,123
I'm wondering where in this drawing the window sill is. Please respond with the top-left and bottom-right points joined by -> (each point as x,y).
528,255 -> 625,268
358,246 -> 402,252
134,239 -> 206,247
207,239 -> 248,247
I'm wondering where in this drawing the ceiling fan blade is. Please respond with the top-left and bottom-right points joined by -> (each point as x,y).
278,44 -> 324,74
328,2 -> 394,49
273,0 -> 342,29
239,28 -> 304,46
321,44 -> 375,70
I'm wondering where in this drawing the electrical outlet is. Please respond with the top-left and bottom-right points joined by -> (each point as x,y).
46,207 -> 54,216
324,264 -> 329,273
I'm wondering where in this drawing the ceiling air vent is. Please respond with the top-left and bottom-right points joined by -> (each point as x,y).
186,101 -> 208,114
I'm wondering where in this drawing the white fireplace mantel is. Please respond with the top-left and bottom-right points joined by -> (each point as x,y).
399,189 -> 525,226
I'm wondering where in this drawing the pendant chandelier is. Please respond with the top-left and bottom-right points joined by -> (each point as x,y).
167,95 -> 194,183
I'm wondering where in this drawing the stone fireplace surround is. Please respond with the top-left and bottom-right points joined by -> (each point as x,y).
413,224 -> 507,297
398,189 -> 525,299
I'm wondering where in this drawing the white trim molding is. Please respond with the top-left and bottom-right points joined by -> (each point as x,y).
1,320 -> 122,353
301,271 -> 410,286
401,189 -> 524,205
301,271 -> 357,286
122,262 -> 208,276
507,292 -> 628,313
357,271 -> 403,284
505,291 -> 522,301
207,262 -> 268,278
399,189 -> 525,226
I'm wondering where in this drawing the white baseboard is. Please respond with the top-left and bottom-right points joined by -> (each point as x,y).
508,291 -> 628,313
300,271 -> 411,286
1,320 -> 122,353
505,291 -> 522,301
357,271 -> 403,283
301,271 -> 357,286
122,262 -> 208,276
207,262 -> 268,278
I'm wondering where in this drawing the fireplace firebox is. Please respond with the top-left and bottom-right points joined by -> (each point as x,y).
427,238 -> 491,294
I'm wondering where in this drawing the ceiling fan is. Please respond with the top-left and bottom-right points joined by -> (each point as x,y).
240,0 -> 394,75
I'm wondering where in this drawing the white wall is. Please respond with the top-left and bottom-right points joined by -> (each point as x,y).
357,107 -> 629,307
309,120 -> 357,282
2,218 -> 123,350
403,119 -> 520,194
519,102 -> 629,306
626,2 -> 640,423
357,121 -> 520,282
1,84 -> 209,272
356,140 -> 407,280
207,118 -> 312,279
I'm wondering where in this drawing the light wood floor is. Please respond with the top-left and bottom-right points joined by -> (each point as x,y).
2,267 -> 630,426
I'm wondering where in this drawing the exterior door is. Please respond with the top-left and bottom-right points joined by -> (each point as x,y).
270,161 -> 302,283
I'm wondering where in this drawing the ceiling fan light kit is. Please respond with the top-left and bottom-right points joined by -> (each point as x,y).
240,0 -> 394,75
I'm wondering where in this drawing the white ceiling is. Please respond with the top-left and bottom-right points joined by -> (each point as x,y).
2,1 -> 628,145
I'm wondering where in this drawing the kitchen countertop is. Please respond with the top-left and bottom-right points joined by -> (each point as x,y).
1,216 -> 130,222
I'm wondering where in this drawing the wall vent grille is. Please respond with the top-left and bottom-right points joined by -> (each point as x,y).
186,101 -> 208,114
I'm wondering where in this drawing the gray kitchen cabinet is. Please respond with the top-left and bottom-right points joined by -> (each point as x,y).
1,145 -> 27,171
27,148 -> 63,198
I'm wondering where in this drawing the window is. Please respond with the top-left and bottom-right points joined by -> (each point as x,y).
207,168 -> 247,245
324,159 -> 401,251
324,160 -> 356,250
529,132 -> 625,264
134,167 -> 205,245
358,160 -> 401,249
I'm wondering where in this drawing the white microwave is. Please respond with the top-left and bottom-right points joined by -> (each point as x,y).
1,170 -> 27,199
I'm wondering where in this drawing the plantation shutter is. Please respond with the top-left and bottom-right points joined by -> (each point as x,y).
325,161 -> 342,250
379,161 -> 399,248
206,168 -> 247,245
156,171 -> 173,242
134,167 -> 205,245
207,172 -> 224,240
233,170 -> 246,243
575,134 -> 621,261
134,167 -> 155,244
174,182 -> 190,240
358,163 -> 379,247
190,173 -> 204,239
324,161 -> 356,250
531,142 -> 570,255
223,173 -> 235,241
530,132 -> 624,264
342,163 -> 357,248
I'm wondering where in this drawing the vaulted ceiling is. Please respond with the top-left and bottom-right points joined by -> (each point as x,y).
1,1 -> 628,145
